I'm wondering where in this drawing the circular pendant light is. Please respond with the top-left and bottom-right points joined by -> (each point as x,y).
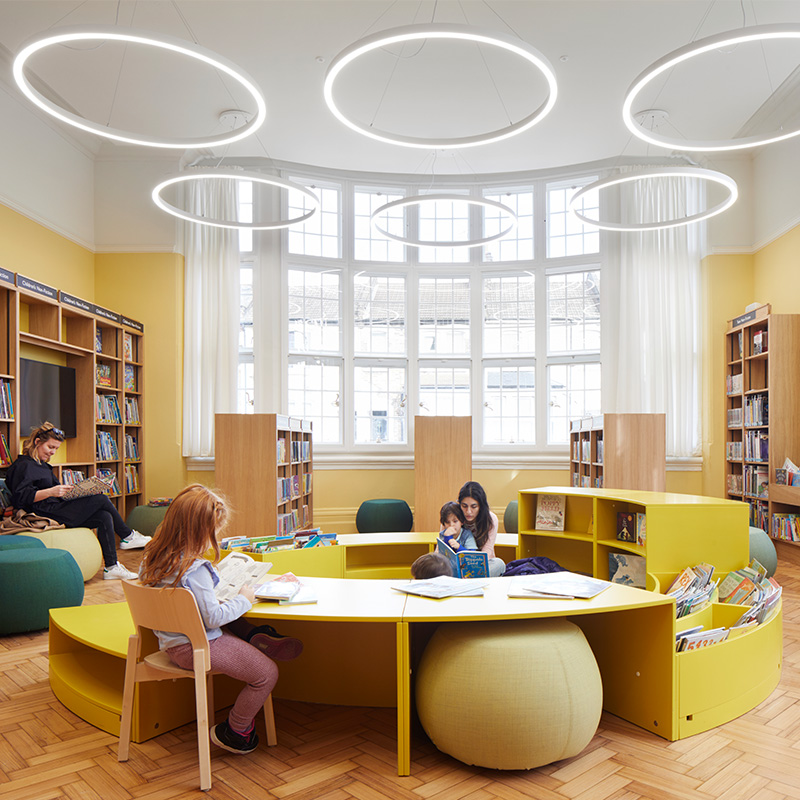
152,170 -> 319,230
13,25 -> 266,149
324,23 -> 557,149
569,168 -> 738,232
371,194 -> 517,247
623,23 -> 800,152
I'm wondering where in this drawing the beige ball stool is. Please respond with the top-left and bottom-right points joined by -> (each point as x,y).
416,618 -> 603,770
26,528 -> 103,581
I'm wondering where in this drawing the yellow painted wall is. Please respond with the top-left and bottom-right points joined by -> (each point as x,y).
0,205 -> 94,299
753,226 -> 800,314
94,253 -> 187,498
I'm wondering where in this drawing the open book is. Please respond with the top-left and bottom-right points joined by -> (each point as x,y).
62,474 -> 115,500
392,576 -> 489,599
215,551 -> 273,602
507,572 -> 611,600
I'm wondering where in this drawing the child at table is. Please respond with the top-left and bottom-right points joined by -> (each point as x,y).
138,484 -> 300,755
439,501 -> 478,553
410,552 -> 453,579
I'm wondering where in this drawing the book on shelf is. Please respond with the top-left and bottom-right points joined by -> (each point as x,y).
215,551 -> 273,602
61,474 -> 115,500
95,363 -> 112,387
96,468 -> 121,495
95,328 -> 103,353
392,576 -> 488,599
0,432 -> 11,466
0,379 -> 14,420
534,494 -> 566,531
608,553 -> 646,589
96,394 -> 122,424
123,332 -> 133,361
616,512 -> 635,542
123,364 -> 135,392
436,538 -> 489,579
753,329 -> 768,355
506,571 -> 611,600
124,397 -> 140,424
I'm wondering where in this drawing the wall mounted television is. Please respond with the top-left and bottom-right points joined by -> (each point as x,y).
19,358 -> 77,438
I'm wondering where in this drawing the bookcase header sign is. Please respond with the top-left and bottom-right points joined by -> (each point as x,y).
60,292 -> 93,313
120,315 -> 144,332
732,310 -> 757,328
93,305 -> 120,324
0,267 -> 14,286
16,274 -> 57,300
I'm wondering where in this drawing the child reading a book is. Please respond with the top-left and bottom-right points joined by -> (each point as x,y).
138,484 -> 301,754
410,552 -> 453,579
5,422 -> 149,580
439,501 -> 478,552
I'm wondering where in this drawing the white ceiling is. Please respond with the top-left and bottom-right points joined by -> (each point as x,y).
1,0 -> 800,177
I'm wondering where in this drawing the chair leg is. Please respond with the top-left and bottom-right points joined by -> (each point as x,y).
263,693 -> 277,746
195,664 -> 213,791
118,636 -> 138,762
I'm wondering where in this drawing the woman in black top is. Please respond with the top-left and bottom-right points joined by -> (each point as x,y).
5,422 -> 149,580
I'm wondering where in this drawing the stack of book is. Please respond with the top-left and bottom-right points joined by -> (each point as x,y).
124,433 -> 139,461
96,394 -> 122,423
675,626 -> 729,652
0,432 -> 11,467
718,558 -> 781,613
96,430 -> 119,461
665,562 -> 717,618
124,397 -> 140,424
0,379 -> 14,420
96,468 -> 121,495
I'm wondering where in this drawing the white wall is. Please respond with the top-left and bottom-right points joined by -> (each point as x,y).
752,136 -> 800,250
0,81 -> 95,249
705,155 -> 754,253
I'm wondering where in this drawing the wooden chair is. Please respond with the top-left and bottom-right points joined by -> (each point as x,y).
117,580 -> 277,791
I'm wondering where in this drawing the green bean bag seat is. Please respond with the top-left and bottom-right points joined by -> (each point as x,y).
126,505 -> 168,538
749,526 -> 778,578
355,499 -> 413,533
0,535 -> 46,551
26,528 -> 103,582
0,548 -> 84,634
416,618 -> 603,769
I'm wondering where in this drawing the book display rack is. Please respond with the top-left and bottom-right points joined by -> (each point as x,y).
0,270 -> 144,518
215,413 -> 313,538
724,304 -> 800,544
569,413 -> 666,492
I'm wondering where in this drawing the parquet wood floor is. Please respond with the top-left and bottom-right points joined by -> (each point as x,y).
2,545 -> 800,800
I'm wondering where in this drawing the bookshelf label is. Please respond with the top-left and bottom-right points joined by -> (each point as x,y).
93,304 -> 120,324
60,292 -> 93,313
732,310 -> 757,328
16,274 -> 57,299
120,315 -> 144,332
0,267 -> 14,286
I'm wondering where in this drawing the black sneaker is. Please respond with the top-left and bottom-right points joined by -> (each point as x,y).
248,624 -> 304,661
210,721 -> 259,754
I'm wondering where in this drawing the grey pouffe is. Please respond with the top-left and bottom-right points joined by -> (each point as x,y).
126,505 -> 168,538
0,548 -> 84,634
416,618 -> 602,769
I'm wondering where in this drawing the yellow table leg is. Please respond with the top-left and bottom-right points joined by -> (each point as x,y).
396,621 -> 411,776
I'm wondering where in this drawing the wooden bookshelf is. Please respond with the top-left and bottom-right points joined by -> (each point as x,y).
569,413 -> 666,492
0,270 -> 144,515
215,413 -> 313,538
725,304 -> 800,545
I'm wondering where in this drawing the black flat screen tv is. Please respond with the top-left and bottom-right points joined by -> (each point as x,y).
19,358 -> 77,438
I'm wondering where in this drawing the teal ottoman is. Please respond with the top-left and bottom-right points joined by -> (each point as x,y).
126,505 -> 168,538
503,500 -> 518,533
356,499 -> 413,533
0,535 -> 46,551
0,549 -> 84,634
750,526 -> 778,578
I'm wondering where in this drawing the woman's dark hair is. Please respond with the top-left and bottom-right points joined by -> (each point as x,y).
411,552 -> 453,579
439,501 -> 465,528
458,481 -> 492,549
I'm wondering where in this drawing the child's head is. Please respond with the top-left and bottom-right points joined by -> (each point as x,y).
411,552 -> 453,580
440,501 -> 465,532
139,484 -> 230,586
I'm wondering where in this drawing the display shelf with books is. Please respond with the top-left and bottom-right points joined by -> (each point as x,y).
0,271 -> 144,515
216,413 -> 314,539
568,413 -> 666,492
725,304 -> 800,546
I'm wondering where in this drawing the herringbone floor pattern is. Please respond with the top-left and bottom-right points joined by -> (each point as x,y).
2,545 -> 800,799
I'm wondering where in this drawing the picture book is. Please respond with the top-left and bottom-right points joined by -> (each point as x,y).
255,572 -> 303,602
534,494 -> 566,531
123,332 -> 133,361
436,538 -> 489,579
608,552 -> 646,589
124,364 -> 135,391
635,512 -> 646,546
61,474 -> 115,500
392,576 -> 488,599
616,512 -> 635,542
507,571 -> 610,600
215,551 -> 273,602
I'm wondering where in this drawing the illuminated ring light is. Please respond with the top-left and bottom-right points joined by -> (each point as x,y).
152,170 -> 320,230
569,168 -> 738,232
13,25 -> 267,149
324,23 -> 557,149
623,24 -> 800,152
371,193 -> 517,247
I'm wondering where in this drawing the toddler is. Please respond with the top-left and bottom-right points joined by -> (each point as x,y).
411,552 -> 453,579
439,500 -> 478,552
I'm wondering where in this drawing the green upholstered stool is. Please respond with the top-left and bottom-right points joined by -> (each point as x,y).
355,499 -> 413,533
416,618 -> 603,770
0,535 -> 46,551
750,526 -> 778,578
503,500 -> 518,533
0,548 -> 84,634
126,505 -> 168,538
26,528 -> 103,582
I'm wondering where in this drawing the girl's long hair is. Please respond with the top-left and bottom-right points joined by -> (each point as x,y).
138,484 -> 229,587
458,481 -> 492,549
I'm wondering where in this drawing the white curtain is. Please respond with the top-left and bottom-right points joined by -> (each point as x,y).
612,172 -> 704,457
182,180 -> 240,457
